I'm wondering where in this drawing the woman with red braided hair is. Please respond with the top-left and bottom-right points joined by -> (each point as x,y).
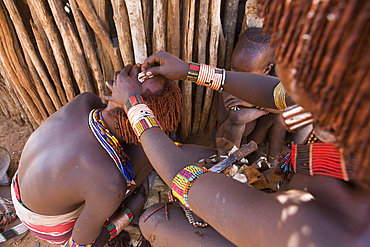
106,0 -> 370,246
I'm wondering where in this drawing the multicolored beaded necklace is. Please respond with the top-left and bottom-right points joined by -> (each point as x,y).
88,109 -> 135,192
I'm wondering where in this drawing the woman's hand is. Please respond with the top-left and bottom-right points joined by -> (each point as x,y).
104,64 -> 142,107
141,50 -> 189,81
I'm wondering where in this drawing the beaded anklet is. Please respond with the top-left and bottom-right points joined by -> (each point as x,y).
171,165 -> 211,210
187,62 -> 225,91
273,82 -> 288,111
69,237 -> 95,247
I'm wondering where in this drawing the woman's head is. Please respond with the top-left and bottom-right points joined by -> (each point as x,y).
258,0 -> 370,187
110,75 -> 183,145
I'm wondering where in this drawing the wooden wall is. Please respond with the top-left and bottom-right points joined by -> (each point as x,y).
0,0 -> 262,140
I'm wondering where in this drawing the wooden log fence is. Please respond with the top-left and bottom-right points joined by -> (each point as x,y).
0,0 -> 261,144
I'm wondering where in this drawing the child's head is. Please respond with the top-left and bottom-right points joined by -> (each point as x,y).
231,27 -> 276,76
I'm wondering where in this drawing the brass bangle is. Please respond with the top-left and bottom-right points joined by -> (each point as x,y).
273,82 -> 288,111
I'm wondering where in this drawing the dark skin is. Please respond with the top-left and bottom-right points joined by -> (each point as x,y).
217,45 -> 286,163
18,64 -> 217,247
105,53 -> 370,246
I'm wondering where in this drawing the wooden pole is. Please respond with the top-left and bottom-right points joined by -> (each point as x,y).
111,0 -> 134,66
29,16 -> 67,106
198,0 -> 221,132
208,91 -> 219,140
167,0 -> 180,57
3,0 -> 63,110
180,0 -> 195,141
191,0 -> 210,135
24,49 -> 55,116
218,24 -> 227,69
222,0 -> 239,71
142,0 -> 153,56
69,0 -> 105,99
0,64 -> 31,127
0,2 -> 48,121
28,0 -> 75,102
124,0 -> 147,64
0,38 -> 41,127
152,0 -> 166,53
0,74 -> 24,124
48,0 -> 95,93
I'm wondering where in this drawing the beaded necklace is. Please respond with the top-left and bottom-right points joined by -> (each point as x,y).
291,142 -> 349,181
88,109 -> 135,192
280,130 -> 318,174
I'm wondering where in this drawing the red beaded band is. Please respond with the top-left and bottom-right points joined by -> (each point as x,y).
187,63 -> 225,91
124,95 -> 144,114
187,63 -> 200,83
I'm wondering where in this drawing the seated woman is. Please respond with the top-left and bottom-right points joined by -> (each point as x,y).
106,0 -> 370,246
11,67 -> 188,246
217,27 -> 286,165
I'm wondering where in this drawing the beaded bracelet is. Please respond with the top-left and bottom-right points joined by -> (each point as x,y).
273,82 -> 288,111
124,95 -> 144,114
121,204 -> 134,223
69,237 -> 95,247
171,165 -> 211,210
103,204 -> 133,240
127,104 -> 155,125
186,63 -> 225,91
127,104 -> 162,141
103,221 -> 118,240
132,115 -> 161,140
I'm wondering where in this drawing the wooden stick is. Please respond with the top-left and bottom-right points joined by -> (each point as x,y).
0,37 -> 41,127
218,25 -> 227,69
48,0 -> 94,93
142,0 -> 153,56
180,0 -> 195,140
152,0 -> 166,53
124,0 -> 147,63
29,17 -> 67,106
24,49 -> 55,116
0,2 -> 48,121
208,91 -> 219,139
90,0 -> 115,83
29,0 -> 75,102
222,0 -> 239,71
69,0 -> 105,99
191,0 -> 210,135
167,0 -> 180,57
111,0 -> 134,66
0,63 -> 30,126
0,74 -> 23,124
199,0 -> 221,132
78,0 -> 123,72
3,0 -> 63,111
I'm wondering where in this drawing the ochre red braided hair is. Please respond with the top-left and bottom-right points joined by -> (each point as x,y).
258,0 -> 370,188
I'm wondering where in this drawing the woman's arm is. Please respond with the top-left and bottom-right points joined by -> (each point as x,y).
141,51 -> 295,109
